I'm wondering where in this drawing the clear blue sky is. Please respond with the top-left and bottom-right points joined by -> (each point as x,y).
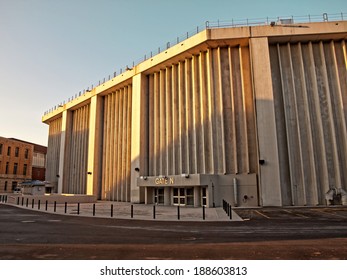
0,0 -> 345,146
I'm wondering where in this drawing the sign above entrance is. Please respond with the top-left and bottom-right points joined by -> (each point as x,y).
155,177 -> 174,185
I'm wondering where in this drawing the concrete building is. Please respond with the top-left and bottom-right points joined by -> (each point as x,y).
0,137 -> 33,192
43,18 -> 347,207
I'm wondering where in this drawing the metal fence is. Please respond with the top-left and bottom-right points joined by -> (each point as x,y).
44,12 -> 346,116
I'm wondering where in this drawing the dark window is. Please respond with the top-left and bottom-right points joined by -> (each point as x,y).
0,144 -> 3,154
25,149 -> 29,159
15,147 -> 19,157
7,147 -> 11,156
5,162 -> 9,174
23,164 -> 27,176
13,163 -> 18,175
4,181 -> 7,191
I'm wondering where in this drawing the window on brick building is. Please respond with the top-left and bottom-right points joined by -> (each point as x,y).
23,164 -> 27,176
13,163 -> 18,175
25,149 -> 29,159
0,143 -> 3,154
15,147 -> 19,157
7,147 -> 11,156
5,162 -> 9,174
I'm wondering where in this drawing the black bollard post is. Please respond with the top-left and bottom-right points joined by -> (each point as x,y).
93,204 -> 96,216
203,206 -> 206,220
5,195 -> 7,203
64,202 -> 67,213
54,201 -> 57,212
21,197 -> 24,206
111,204 -> 113,217
177,205 -> 180,220
131,204 -> 134,218
17,197 -> 20,205
26,198 -> 28,207
45,200 -> 48,211
38,200 -> 41,210
229,205 -> 232,220
153,205 -> 156,220
32,199 -> 35,208
77,203 -> 80,215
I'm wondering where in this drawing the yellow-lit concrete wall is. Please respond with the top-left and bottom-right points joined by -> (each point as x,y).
63,104 -> 90,194
46,117 -> 62,190
101,85 -> 132,201
146,46 -> 257,176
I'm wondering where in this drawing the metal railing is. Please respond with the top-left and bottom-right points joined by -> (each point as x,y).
43,12 -> 346,116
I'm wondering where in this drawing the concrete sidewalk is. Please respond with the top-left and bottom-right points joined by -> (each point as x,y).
4,198 -> 243,222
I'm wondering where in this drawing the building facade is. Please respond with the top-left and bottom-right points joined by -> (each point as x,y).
43,20 -> 347,207
0,137 -> 33,192
11,139 -> 47,181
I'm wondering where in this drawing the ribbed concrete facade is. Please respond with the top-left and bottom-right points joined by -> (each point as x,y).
270,40 -> 347,206
45,117 -> 61,186
63,104 -> 90,194
102,85 -> 132,201
43,21 -> 347,207
146,47 -> 257,176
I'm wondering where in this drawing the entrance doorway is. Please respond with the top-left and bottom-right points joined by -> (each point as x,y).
173,187 -> 194,206
154,188 -> 164,205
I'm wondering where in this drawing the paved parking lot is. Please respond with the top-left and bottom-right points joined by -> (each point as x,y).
234,207 -> 347,221
0,202 -> 346,260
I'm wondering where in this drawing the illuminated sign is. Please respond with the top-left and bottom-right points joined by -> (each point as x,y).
155,177 -> 174,185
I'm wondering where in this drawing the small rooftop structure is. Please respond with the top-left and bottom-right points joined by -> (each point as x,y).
18,180 -> 53,195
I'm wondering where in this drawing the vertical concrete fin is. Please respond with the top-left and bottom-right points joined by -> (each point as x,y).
251,37 -> 282,206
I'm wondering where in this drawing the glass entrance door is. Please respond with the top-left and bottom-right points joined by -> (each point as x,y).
154,188 -> 164,205
173,188 -> 185,206
173,187 -> 194,206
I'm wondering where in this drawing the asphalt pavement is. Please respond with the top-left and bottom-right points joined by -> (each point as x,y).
0,202 -> 346,260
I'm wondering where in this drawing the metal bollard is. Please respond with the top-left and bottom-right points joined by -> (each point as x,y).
54,201 -> 57,212
153,205 -> 156,220
17,197 -> 20,205
45,200 -> 48,211
21,197 -> 24,206
64,202 -> 67,213
131,204 -> 134,218
93,204 -> 96,216
32,199 -> 35,208
77,203 -> 80,215
26,198 -> 29,207
203,206 -> 206,220
38,200 -> 41,210
229,205 -> 232,220
177,205 -> 180,220
111,204 -> 113,217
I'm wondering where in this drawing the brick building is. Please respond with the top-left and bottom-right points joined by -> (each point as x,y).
0,137 -> 47,193
0,137 -> 33,192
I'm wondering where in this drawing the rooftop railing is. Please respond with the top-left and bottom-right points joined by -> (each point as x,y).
44,12 -> 346,116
